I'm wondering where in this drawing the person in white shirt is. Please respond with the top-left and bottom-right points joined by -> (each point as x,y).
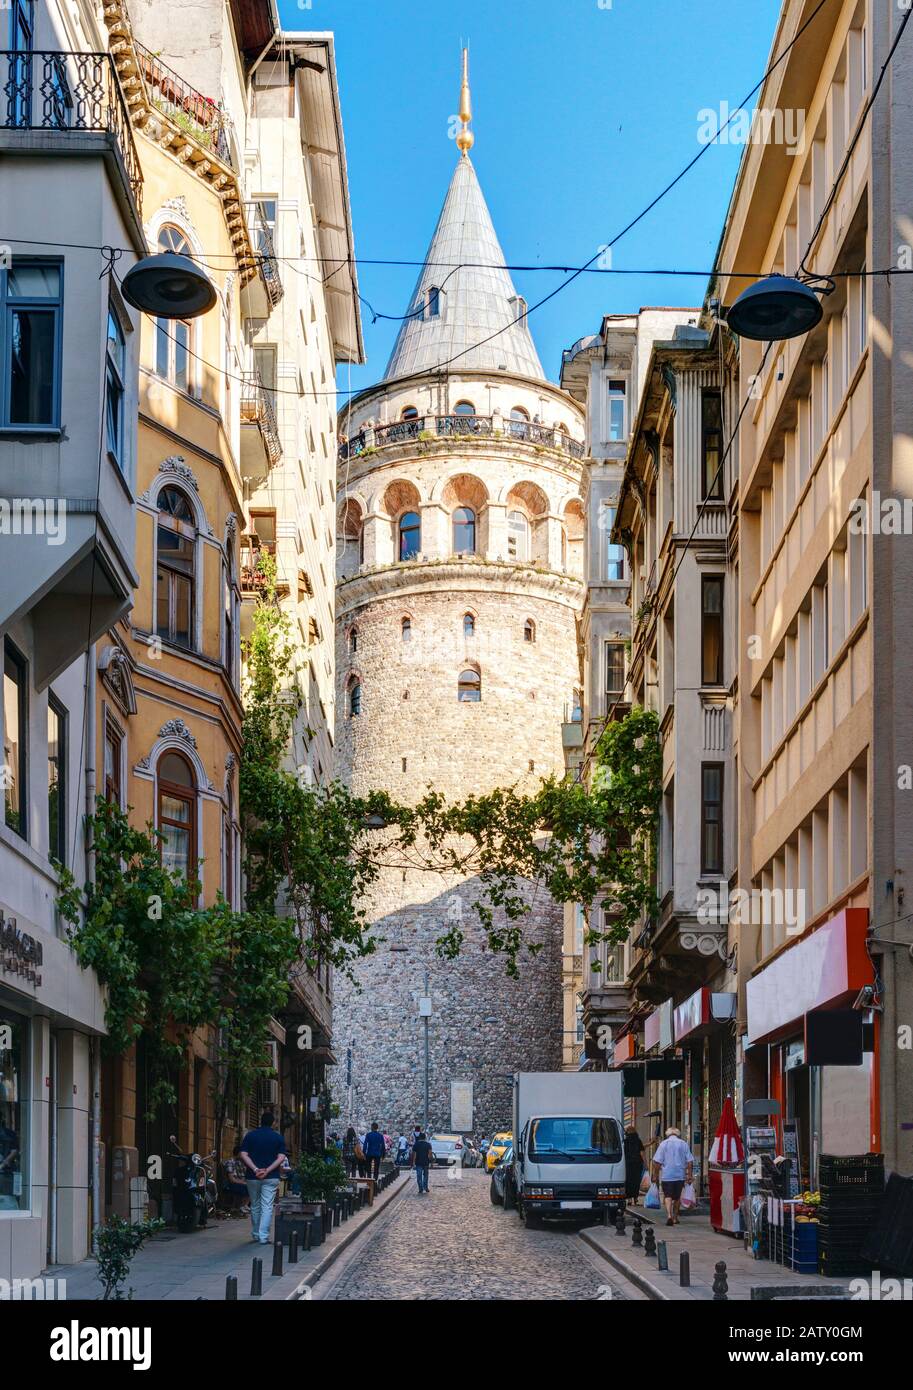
651,1127 -> 695,1226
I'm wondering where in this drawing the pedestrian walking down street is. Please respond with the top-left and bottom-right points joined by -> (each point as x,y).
239,1112 -> 288,1244
342,1126 -> 358,1177
395,1133 -> 410,1166
624,1126 -> 646,1205
363,1122 -> 386,1181
651,1127 -> 695,1227
411,1131 -> 433,1194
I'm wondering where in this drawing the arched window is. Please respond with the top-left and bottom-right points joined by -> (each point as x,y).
453,400 -> 475,416
453,506 -> 476,553
154,226 -> 195,391
463,612 -> 475,639
349,679 -> 362,717
401,617 -> 412,642
401,406 -> 419,420
425,286 -> 441,319
508,510 -> 529,561
156,486 -> 195,648
399,510 -> 421,561
458,669 -> 481,702
524,619 -> 536,644
157,750 -> 195,879
348,627 -> 358,654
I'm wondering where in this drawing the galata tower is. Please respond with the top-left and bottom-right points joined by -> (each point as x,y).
333,55 -> 586,1137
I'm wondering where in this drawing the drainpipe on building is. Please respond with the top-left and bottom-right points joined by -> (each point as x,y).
49,1032 -> 58,1264
85,645 -> 102,1236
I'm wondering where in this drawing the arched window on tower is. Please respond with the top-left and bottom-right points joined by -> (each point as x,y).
157,750 -> 196,880
453,506 -> 476,554
348,679 -> 362,717
524,619 -> 536,644
463,612 -> 475,640
458,668 -> 481,702
348,627 -> 358,654
425,286 -> 441,319
453,400 -> 475,416
507,510 -> 529,561
399,510 -> 421,561
401,405 -> 419,420
156,485 -> 196,649
401,617 -> 412,642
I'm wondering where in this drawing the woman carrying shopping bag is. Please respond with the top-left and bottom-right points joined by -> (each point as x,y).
624,1127 -> 646,1205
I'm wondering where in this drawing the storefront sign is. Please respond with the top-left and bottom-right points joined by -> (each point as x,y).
644,1008 -> 661,1053
746,908 -> 871,1044
613,1032 -> 638,1064
658,998 -> 674,1051
0,912 -> 43,989
674,988 -> 737,1043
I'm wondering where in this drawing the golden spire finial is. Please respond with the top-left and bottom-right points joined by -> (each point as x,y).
456,46 -> 474,156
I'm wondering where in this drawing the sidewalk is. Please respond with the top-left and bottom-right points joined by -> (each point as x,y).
580,1206 -> 854,1301
47,1172 -> 407,1302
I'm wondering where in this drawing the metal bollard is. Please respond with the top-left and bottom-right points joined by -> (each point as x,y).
679,1250 -> 690,1287
272,1240 -> 283,1277
644,1225 -> 657,1258
302,1217 -> 313,1251
657,1240 -> 669,1272
250,1257 -> 263,1297
615,1208 -> 626,1236
225,1275 -> 238,1300
289,1230 -> 299,1265
632,1216 -> 643,1248
713,1260 -> 729,1301
603,1204 -> 612,1228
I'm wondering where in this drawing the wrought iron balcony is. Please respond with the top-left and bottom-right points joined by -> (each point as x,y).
0,49 -> 142,213
244,201 -> 283,307
240,371 -> 282,473
337,414 -> 586,461
133,41 -> 232,167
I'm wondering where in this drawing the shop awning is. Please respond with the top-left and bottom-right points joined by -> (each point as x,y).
746,907 -> 872,1045
674,987 -> 737,1043
613,1032 -> 638,1064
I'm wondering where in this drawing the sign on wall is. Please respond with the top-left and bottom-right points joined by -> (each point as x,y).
450,1080 -> 473,1133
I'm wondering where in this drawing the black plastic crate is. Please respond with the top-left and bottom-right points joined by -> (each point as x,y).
819,1153 -> 884,1185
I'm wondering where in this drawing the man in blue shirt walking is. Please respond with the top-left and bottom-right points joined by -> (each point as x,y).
240,1112 -> 288,1244
362,1122 -> 386,1182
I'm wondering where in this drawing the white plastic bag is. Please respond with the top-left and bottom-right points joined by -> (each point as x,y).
680,1182 -> 697,1209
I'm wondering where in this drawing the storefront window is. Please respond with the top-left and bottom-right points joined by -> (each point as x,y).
0,1010 -> 28,1211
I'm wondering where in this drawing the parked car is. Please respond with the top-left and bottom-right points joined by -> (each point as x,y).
429,1133 -> 466,1166
486,1131 -> 513,1172
461,1138 -> 480,1168
489,1142 -> 514,1206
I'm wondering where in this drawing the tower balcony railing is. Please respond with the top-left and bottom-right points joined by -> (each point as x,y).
0,48 -> 143,214
240,371 -> 282,471
338,414 -> 586,461
133,41 -> 233,167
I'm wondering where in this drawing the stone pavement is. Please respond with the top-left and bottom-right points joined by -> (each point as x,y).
313,1165 -> 647,1300
580,1205 -> 853,1301
47,1171 -> 408,1302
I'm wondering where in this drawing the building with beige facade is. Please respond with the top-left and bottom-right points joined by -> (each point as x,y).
715,0 -> 911,1182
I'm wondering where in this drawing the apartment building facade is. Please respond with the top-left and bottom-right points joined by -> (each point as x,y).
557,309 -> 699,1076
0,0 -> 145,1277
716,0 -> 911,1183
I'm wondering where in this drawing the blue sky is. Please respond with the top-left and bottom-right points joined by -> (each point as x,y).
277,0 -> 781,394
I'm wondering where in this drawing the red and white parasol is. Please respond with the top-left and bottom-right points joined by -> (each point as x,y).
709,1094 -> 744,1166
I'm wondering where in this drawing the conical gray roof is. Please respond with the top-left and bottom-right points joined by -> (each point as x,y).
383,156 -> 546,382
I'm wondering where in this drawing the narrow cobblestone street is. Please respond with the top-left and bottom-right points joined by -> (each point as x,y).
313,1168 -> 644,1301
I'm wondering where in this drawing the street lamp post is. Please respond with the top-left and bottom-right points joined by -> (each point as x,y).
418,973 -> 432,1131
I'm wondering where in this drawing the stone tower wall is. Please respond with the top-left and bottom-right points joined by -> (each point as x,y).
331,396 -> 585,1139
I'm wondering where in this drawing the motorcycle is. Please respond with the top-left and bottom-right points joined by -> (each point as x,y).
169,1136 -> 216,1232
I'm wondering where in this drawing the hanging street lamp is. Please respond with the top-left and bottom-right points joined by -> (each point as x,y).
121,251 -> 217,319
725,274 -> 829,341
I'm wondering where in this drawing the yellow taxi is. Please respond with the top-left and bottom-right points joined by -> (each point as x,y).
486,1132 -> 513,1172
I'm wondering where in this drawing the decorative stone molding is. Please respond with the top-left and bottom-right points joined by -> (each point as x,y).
139,456 -> 199,503
158,718 -> 198,749
97,644 -> 138,716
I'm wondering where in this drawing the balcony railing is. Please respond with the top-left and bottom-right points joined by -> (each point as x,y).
133,41 -> 232,167
0,49 -> 142,213
244,201 -> 283,307
241,372 -> 282,466
338,415 -> 586,461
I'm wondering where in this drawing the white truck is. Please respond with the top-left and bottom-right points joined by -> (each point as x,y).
502,1072 -> 627,1227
